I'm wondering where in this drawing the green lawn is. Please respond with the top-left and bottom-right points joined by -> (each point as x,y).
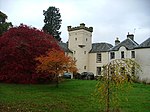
0,80 -> 150,112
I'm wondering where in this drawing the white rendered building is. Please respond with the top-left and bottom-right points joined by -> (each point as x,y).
135,38 -> 150,83
59,23 -> 150,82
109,33 -> 138,61
59,23 -> 112,76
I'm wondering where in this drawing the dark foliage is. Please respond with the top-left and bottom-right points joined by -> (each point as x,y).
43,6 -> 62,41
0,11 -> 13,36
0,24 -> 60,84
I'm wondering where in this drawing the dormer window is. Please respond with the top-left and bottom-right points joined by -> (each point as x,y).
131,51 -> 135,58
121,51 -> 124,58
110,52 -> 115,59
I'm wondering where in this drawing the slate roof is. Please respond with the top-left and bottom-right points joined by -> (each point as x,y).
90,43 -> 113,53
135,37 -> 150,49
58,42 -> 72,53
110,38 -> 139,51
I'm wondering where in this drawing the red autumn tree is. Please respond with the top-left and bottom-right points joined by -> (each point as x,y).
0,24 -> 60,84
36,48 -> 77,87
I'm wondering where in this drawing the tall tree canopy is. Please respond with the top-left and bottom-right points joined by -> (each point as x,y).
0,11 -> 13,36
43,6 -> 62,41
0,24 -> 61,84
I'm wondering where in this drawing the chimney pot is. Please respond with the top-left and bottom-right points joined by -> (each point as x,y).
115,37 -> 120,45
127,32 -> 134,40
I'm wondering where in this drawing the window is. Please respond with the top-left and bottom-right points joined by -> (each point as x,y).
75,38 -> 77,41
84,51 -> 86,54
74,51 -> 76,54
110,52 -> 115,59
97,53 -> 101,63
110,67 -> 115,75
132,67 -> 135,75
131,51 -> 135,58
86,38 -> 88,41
97,67 -> 101,75
121,67 -> 125,75
84,66 -> 86,70
121,51 -> 124,58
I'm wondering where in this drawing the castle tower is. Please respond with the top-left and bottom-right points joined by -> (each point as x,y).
67,23 -> 93,73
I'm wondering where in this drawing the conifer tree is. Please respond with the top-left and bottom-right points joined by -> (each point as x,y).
43,6 -> 62,41
0,11 -> 12,36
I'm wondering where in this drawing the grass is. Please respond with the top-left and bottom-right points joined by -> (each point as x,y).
0,80 -> 150,112
120,83 -> 150,112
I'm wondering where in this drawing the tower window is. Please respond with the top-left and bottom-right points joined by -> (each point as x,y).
131,51 -> 135,58
97,53 -> 101,63
86,38 -> 88,41
84,51 -> 86,54
84,66 -> 86,70
75,38 -> 77,41
121,51 -> 124,58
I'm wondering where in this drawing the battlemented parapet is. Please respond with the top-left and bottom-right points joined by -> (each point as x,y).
67,23 -> 93,32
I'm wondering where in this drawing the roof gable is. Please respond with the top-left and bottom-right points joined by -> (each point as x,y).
135,37 -> 150,49
110,38 -> 139,51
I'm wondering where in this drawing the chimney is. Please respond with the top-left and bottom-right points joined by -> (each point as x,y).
115,37 -> 120,45
127,32 -> 134,40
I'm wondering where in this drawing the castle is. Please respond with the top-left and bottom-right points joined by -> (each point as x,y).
59,23 -> 150,83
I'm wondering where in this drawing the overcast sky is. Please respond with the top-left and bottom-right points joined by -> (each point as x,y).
0,0 -> 150,45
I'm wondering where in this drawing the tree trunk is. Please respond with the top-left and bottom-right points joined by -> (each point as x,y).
106,65 -> 110,112
55,74 -> 59,88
